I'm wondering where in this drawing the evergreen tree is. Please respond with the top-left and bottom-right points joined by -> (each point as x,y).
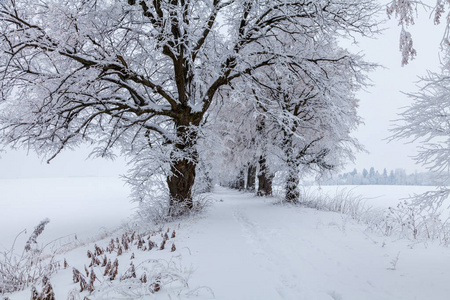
362,169 -> 369,179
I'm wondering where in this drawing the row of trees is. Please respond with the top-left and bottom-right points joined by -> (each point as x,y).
1,0 -> 449,215
0,0 -> 382,214
318,168 -> 438,186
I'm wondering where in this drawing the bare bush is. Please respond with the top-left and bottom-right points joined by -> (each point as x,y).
95,258 -> 193,299
0,219 -> 58,294
137,194 -> 211,226
290,187 -> 450,246
292,187 -> 380,223
384,201 -> 450,244
65,226 -> 189,298
75,237 -> 193,299
30,276 -> 56,300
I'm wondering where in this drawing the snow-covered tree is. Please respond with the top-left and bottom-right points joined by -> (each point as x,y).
387,0 -> 450,210
391,56 -> 450,210
250,47 -> 369,202
362,168 -> 369,178
0,0 -> 380,215
389,170 -> 395,184
208,30 -> 372,202
386,0 -> 450,65
198,86 -> 276,195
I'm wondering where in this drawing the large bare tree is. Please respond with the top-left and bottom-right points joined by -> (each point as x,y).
0,0 -> 379,215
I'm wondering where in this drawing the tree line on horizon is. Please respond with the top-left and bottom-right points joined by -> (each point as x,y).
317,167 -> 439,186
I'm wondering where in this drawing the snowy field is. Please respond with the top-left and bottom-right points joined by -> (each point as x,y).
1,178 -> 450,299
0,177 -> 134,250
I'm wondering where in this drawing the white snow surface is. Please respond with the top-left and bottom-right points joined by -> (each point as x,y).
182,187 -> 450,300
1,180 -> 450,299
0,177 -> 134,250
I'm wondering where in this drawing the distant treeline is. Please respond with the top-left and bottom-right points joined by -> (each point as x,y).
318,168 -> 438,186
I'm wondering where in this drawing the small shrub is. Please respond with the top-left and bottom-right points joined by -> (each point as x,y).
149,276 -> 161,293
0,219 -> 58,294
293,187 -> 450,246
159,240 -> 166,250
137,194 -> 211,225
72,268 -> 88,292
148,240 -> 156,250
140,273 -> 147,283
88,269 -> 96,293
109,259 -> 119,281
120,262 -> 136,281
384,200 -> 450,244
69,228 -> 191,298
94,245 -> 104,256
40,276 -> 56,300
30,276 -> 55,300
25,219 -> 50,252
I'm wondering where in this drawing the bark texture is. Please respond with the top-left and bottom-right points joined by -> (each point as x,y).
257,155 -> 273,196
166,112 -> 201,216
247,164 -> 256,191
283,136 -> 300,203
285,168 -> 300,203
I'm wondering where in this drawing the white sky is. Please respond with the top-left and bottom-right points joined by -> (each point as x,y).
0,3 -> 446,178
344,10 -> 446,174
0,148 -> 128,179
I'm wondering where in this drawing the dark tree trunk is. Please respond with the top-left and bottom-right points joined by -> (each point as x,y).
236,169 -> 245,191
257,155 -> 273,196
256,116 -> 273,196
283,132 -> 300,203
167,158 -> 196,214
285,167 -> 300,203
247,164 -> 256,191
166,112 -> 201,217
229,169 -> 245,190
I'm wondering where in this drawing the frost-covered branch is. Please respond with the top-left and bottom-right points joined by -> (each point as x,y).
0,0 -> 380,214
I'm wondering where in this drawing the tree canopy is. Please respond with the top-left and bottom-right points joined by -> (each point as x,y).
0,0 -> 381,214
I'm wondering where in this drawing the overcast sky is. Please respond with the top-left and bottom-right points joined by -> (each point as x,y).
0,3 -> 446,178
344,9 -> 445,174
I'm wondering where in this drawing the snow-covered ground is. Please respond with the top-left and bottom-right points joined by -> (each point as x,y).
0,177 -> 134,250
1,179 -> 450,299
182,187 -> 450,300
309,185 -> 441,208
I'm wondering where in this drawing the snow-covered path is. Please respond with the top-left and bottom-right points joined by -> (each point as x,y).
3,181 -> 450,300
178,187 -> 450,300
